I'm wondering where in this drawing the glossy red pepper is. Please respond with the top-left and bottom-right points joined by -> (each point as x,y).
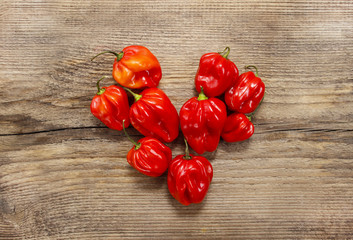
195,47 -> 239,97
221,113 -> 254,142
179,88 -> 227,154
122,121 -> 171,177
90,76 -> 130,131
125,87 -> 179,143
168,139 -> 213,206
91,45 -> 162,89
225,65 -> 265,114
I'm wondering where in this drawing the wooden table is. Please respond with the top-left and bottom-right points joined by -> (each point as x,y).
1,1 -> 352,239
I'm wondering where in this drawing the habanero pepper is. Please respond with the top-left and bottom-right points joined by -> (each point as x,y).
122,121 -> 171,177
124,87 -> 179,143
179,87 -> 227,154
90,76 -> 130,131
91,45 -> 162,89
221,113 -> 254,142
195,47 -> 239,97
168,139 -> 213,206
225,65 -> 265,114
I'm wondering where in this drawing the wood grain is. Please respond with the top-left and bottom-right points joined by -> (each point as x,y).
0,0 -> 352,239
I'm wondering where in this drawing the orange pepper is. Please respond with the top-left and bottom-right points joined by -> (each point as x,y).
92,45 -> 162,89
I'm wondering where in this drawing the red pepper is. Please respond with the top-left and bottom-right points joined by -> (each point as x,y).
225,65 -> 265,114
122,121 -> 171,177
195,47 -> 239,97
125,87 -> 179,143
168,139 -> 213,206
91,45 -> 162,89
90,76 -> 130,131
179,88 -> 227,154
221,113 -> 254,142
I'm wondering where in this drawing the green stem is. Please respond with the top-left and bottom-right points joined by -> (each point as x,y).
122,120 -> 141,150
219,47 -> 230,59
123,87 -> 142,102
91,50 -> 124,62
197,87 -> 208,101
183,138 -> 192,160
96,76 -> 109,95
245,65 -> 259,77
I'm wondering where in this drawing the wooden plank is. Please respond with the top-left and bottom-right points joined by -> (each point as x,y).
0,0 -> 352,239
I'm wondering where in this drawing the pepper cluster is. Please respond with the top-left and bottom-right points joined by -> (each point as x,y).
90,45 -> 265,206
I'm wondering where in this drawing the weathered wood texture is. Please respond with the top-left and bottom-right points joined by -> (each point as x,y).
0,0 -> 352,239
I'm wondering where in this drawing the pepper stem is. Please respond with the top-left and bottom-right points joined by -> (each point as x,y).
219,47 -> 230,59
123,87 -> 142,102
197,87 -> 208,101
122,120 -> 141,150
245,65 -> 259,77
183,138 -> 192,160
91,50 -> 124,62
96,76 -> 110,95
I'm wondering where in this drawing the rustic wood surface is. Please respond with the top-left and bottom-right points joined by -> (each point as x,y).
0,0 -> 352,239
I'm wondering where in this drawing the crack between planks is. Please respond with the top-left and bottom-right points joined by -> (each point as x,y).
0,126 -> 107,136
259,128 -> 353,134
0,127 -> 352,137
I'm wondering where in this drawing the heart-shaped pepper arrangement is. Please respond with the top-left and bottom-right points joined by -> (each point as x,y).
90,45 -> 265,206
